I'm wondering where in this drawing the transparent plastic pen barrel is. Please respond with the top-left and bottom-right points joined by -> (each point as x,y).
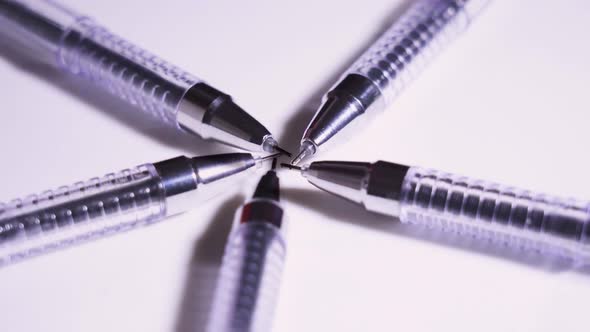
348,0 -> 488,104
59,18 -> 200,126
0,165 -> 166,265
0,0 -> 201,127
400,167 -> 590,262
207,207 -> 286,332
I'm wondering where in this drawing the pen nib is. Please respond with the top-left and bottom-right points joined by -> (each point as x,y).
262,137 -> 292,157
280,163 -> 302,171
291,141 -> 316,165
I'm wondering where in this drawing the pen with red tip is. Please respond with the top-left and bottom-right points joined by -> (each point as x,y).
207,159 -> 286,332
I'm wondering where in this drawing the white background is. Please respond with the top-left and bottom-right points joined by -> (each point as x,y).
1,0 -> 590,331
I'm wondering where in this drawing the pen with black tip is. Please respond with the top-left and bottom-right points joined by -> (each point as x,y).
0,152 -> 279,266
282,161 -> 590,264
207,159 -> 286,332
292,0 -> 489,164
0,0 -> 289,154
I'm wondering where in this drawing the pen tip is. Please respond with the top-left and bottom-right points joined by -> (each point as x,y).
291,141 -> 316,165
271,158 -> 278,170
280,163 -> 302,171
262,137 -> 292,157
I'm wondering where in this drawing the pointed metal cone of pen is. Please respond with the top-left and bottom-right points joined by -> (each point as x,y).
262,137 -> 292,157
291,141 -> 316,165
181,86 -> 277,152
190,153 -> 261,186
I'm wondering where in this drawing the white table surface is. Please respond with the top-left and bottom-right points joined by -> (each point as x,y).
1,0 -> 590,331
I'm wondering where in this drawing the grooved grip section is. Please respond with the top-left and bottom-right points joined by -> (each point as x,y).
207,223 -> 285,332
349,0 -> 475,104
399,167 -> 590,262
0,164 -> 167,265
58,18 -> 201,127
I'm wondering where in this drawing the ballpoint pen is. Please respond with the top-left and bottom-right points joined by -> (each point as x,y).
282,161 -> 590,264
0,152 -> 279,266
207,160 -> 286,332
292,0 -> 489,164
0,0 -> 289,155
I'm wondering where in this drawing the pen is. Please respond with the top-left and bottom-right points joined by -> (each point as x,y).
282,161 -> 590,264
207,160 -> 286,332
0,152 -> 278,266
0,0 -> 289,154
292,0 -> 489,164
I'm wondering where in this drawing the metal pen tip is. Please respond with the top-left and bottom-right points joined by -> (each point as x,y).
260,152 -> 282,161
291,140 -> 316,165
280,163 -> 302,171
291,151 -> 306,165
262,137 -> 292,157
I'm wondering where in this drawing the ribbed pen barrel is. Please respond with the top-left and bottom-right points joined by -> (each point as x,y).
0,164 -> 167,265
349,0 -> 488,104
399,167 -> 590,262
296,0 -> 489,163
206,221 -> 286,332
207,168 -> 285,332
59,18 -> 200,127
1,0 -> 280,152
0,0 -> 200,127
